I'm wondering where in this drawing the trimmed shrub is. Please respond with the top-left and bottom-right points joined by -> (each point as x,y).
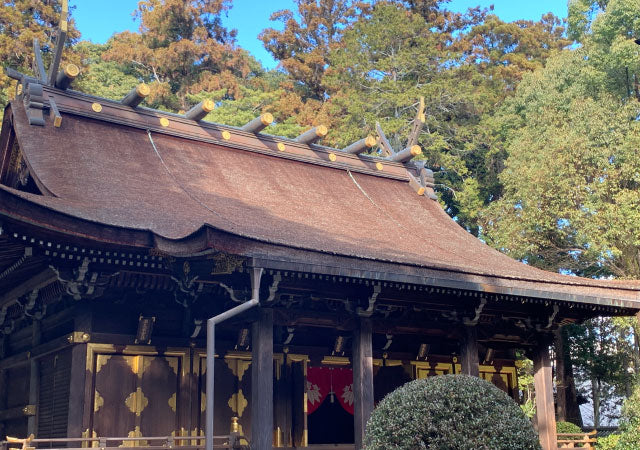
364,374 -> 541,450
556,421 -> 583,434
556,421 -> 583,445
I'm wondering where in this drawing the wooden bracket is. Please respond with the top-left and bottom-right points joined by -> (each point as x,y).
48,95 -> 62,127
23,83 -> 45,126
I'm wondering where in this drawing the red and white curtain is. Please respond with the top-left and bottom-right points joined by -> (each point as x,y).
306,367 -> 354,415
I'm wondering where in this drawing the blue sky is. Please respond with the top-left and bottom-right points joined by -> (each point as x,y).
71,0 -> 569,69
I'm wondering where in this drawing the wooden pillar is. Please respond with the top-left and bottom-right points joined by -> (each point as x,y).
290,359 -> 307,447
459,326 -> 479,377
0,356 -> 7,440
554,328 -> 566,423
533,342 -> 557,450
67,309 -> 91,438
27,320 -> 41,435
251,308 -> 273,450
353,318 -> 374,450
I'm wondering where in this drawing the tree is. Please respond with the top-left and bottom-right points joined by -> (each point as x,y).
75,42 -> 142,101
0,0 -> 80,111
187,71 -> 304,138
259,0 -> 369,101
104,0 -> 255,111
567,319 -> 634,427
482,49 -> 640,277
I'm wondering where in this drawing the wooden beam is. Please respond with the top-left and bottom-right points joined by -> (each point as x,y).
295,126 -> 328,145
251,308 -> 273,450
0,333 -> 75,370
32,39 -> 47,81
184,100 -> 214,121
533,342 -> 557,450
0,405 -> 36,421
0,366 -> 7,438
54,63 -> 79,90
27,320 -> 41,435
121,84 -> 150,108
241,113 -> 273,134
375,122 -> 394,157
387,145 -> 422,163
47,0 -> 68,85
406,96 -> 426,148
353,317 -> 374,450
291,359 -> 307,447
342,136 -> 377,155
67,309 -> 91,438
0,267 -> 57,309
48,95 -> 62,127
459,326 -> 479,377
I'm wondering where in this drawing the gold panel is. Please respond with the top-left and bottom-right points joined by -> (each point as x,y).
95,355 -> 111,374
201,393 -> 206,413
125,388 -> 149,416
168,392 -> 177,412
320,356 -> 350,366
86,344 -> 116,372
82,428 -> 98,448
225,358 -> 251,382
166,357 -> 179,375
94,390 -> 104,413
125,355 -> 154,378
228,390 -> 248,418
123,426 -> 147,447
373,359 -> 403,367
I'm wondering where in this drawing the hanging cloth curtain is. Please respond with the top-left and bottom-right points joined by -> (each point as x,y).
306,367 -> 331,414
306,367 -> 354,415
332,367 -> 354,415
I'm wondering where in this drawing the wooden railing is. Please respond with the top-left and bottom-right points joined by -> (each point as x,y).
0,434 -> 250,450
557,430 -> 597,448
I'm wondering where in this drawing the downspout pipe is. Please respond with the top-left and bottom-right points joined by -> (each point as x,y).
205,267 -> 262,450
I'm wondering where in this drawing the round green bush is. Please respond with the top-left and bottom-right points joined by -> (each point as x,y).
556,421 -> 582,434
364,374 -> 541,450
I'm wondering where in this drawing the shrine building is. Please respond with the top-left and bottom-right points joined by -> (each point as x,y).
1,10 -> 640,450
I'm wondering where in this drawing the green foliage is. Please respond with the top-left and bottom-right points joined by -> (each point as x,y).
556,421 -> 584,444
596,433 -> 621,449
613,385 -> 640,449
557,421 -> 583,434
75,42 -> 142,101
364,375 -> 541,450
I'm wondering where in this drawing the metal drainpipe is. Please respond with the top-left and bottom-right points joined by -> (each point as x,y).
206,267 -> 262,450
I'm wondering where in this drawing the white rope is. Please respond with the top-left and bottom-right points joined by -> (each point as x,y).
346,169 -> 411,232
147,130 -> 235,226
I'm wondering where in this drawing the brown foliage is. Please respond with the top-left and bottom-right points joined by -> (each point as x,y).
104,0 -> 253,110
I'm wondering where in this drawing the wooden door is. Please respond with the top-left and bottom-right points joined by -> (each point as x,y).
89,350 -> 182,443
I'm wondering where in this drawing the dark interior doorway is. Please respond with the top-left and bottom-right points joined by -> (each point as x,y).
307,397 -> 355,444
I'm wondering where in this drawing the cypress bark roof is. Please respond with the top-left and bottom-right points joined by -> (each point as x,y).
2,86 -> 640,309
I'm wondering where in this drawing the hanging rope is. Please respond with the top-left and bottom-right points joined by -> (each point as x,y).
346,169 -> 412,233
146,130 -> 236,227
